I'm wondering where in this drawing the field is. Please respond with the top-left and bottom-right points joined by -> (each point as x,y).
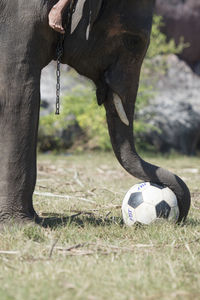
1,152 -> 200,300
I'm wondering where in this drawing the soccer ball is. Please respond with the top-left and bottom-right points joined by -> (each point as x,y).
122,182 -> 179,226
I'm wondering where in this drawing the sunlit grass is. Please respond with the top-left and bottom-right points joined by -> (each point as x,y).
0,152 -> 200,300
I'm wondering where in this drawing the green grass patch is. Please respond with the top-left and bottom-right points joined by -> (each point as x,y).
1,153 -> 200,300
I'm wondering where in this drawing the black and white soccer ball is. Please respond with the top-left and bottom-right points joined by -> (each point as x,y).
122,182 -> 179,226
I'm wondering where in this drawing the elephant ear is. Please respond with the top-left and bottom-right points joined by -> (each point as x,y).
86,0 -> 103,39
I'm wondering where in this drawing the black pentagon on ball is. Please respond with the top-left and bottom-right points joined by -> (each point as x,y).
156,201 -> 171,219
128,192 -> 144,209
150,183 -> 165,190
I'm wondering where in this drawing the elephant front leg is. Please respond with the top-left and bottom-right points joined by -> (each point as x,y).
0,73 -> 40,224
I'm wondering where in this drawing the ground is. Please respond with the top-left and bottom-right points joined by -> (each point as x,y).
1,152 -> 200,300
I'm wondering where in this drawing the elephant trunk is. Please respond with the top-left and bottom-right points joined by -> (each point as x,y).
104,93 -> 191,222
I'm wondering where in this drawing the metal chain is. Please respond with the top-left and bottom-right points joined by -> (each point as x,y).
55,0 -> 76,115
55,37 -> 64,115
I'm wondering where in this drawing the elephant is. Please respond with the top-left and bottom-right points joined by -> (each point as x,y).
0,0 -> 190,225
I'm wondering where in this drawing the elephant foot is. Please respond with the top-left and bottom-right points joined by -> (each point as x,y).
0,212 -> 39,227
0,199 -> 39,228
0,193 -> 40,224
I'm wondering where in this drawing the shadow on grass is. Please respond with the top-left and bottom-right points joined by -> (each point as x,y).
37,214 -> 200,229
38,213 -> 123,229
184,218 -> 200,227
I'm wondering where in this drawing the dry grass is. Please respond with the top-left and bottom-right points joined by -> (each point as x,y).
0,152 -> 200,300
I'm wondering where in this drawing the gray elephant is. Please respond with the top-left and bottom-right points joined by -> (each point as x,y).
0,0 -> 190,224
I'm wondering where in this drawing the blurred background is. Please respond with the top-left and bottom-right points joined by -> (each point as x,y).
40,0 -> 200,156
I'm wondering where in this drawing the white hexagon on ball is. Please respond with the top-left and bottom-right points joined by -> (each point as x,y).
135,202 -> 157,225
122,202 -> 137,226
142,185 -> 163,206
126,182 -> 150,196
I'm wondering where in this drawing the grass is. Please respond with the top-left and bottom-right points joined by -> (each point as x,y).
0,152 -> 200,300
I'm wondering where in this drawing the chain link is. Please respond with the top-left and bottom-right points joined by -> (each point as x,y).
55,0 -> 76,115
55,40 -> 63,115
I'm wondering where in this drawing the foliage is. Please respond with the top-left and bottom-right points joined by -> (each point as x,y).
39,86 -> 110,152
62,86 -> 111,151
147,15 -> 185,60
38,16 -> 185,152
38,114 -> 63,152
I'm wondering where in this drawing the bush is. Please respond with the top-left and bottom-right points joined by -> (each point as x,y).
38,16 -> 185,153
58,86 -> 111,151
38,86 -> 110,152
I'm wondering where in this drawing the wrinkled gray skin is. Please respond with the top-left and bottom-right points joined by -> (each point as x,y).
0,0 -> 190,224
